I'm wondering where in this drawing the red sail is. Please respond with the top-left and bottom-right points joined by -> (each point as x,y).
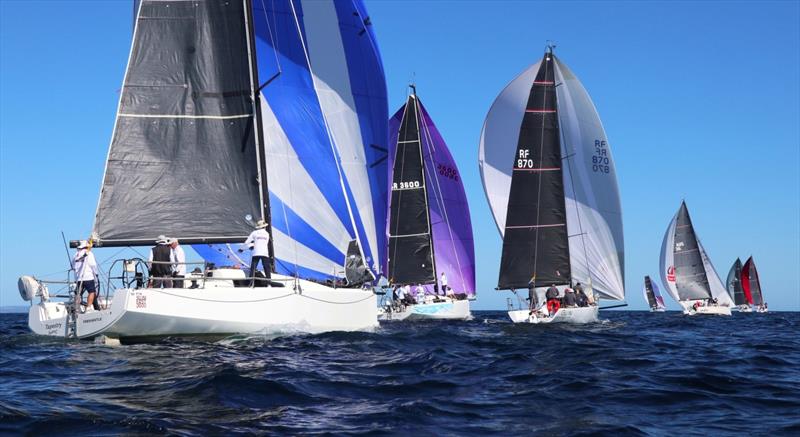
740,259 -> 755,305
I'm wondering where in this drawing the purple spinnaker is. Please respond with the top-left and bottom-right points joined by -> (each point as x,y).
387,97 -> 475,296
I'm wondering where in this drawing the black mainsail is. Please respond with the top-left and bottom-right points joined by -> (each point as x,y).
673,202 -> 712,300
726,258 -> 748,305
644,275 -> 658,309
497,51 -> 570,289
89,0 -> 268,247
387,93 -> 436,285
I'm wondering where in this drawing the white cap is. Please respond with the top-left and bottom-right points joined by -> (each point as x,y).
156,235 -> 168,244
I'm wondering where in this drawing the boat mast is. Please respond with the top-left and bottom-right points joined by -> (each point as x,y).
244,0 -> 275,268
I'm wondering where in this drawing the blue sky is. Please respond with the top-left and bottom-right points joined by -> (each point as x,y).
1,1 -> 798,310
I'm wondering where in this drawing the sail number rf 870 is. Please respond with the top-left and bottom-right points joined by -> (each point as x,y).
516,149 -> 535,169
592,140 -> 610,174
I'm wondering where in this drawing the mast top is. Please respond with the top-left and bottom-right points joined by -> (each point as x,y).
545,41 -> 556,54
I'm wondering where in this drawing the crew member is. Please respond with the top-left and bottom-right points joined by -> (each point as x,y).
74,240 -> 101,311
240,220 -> 271,286
545,284 -> 560,315
575,286 -> 589,307
563,286 -> 577,307
170,238 -> 186,288
527,278 -> 538,311
440,272 -> 452,298
148,235 -> 172,288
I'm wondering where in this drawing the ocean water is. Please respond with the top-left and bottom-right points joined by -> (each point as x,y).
1,311 -> 798,436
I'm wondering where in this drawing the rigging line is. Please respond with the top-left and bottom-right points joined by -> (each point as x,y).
414,96 -> 438,282
389,99 -> 413,278
256,0 -> 298,275
420,103 -> 467,294
555,62 -> 593,292
243,0 -> 267,225
531,56 -> 552,284
257,0 -> 282,76
288,0 -> 371,279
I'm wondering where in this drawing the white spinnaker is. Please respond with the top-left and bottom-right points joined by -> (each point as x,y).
659,211 -> 681,303
698,238 -> 734,306
554,58 -> 624,301
301,0 -> 381,273
478,61 -> 541,235
260,96 -> 353,271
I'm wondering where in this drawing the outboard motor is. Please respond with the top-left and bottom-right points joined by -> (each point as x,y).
18,275 -> 48,302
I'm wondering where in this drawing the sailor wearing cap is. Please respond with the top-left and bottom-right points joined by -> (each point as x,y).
240,220 -> 271,285
148,235 -> 172,288
73,240 -> 101,311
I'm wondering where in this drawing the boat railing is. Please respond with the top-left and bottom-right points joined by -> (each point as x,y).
106,258 -> 296,296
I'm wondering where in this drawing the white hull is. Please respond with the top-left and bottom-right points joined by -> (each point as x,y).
378,299 -> 471,321
28,275 -> 377,339
650,307 -> 666,312
680,301 -> 732,316
508,305 -> 599,324
735,305 -> 753,313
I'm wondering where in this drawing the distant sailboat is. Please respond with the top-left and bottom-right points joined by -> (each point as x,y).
727,258 -> 753,312
20,0 -> 388,339
660,201 -> 732,316
479,46 -> 625,324
742,256 -> 767,313
643,276 -> 666,312
380,87 -> 475,321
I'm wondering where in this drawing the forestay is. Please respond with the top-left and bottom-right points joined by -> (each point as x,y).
94,0 -> 265,246
478,52 -> 623,299
387,94 -> 476,296
197,0 -> 389,281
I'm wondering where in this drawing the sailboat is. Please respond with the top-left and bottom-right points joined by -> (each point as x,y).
727,258 -> 753,312
660,201 -> 733,316
742,256 -> 767,313
479,46 -> 626,324
643,276 -> 666,312
379,87 -> 476,321
19,0 -> 387,340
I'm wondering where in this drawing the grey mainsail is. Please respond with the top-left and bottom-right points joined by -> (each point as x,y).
673,202 -> 712,300
91,0 -> 265,246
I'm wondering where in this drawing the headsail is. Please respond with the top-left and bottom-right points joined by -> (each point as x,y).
479,50 -> 623,299
196,0 -> 389,281
387,93 -> 476,296
93,0 -> 265,246
742,256 -> 764,305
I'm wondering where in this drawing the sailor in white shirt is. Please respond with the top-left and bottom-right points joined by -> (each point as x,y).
240,220 -> 271,285
73,240 -> 101,311
169,238 -> 186,288
396,285 -> 406,305
440,272 -> 451,297
415,284 -> 426,304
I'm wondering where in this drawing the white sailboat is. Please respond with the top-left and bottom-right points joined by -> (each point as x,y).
479,46 -> 626,324
660,201 -> 733,316
19,0 -> 389,340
